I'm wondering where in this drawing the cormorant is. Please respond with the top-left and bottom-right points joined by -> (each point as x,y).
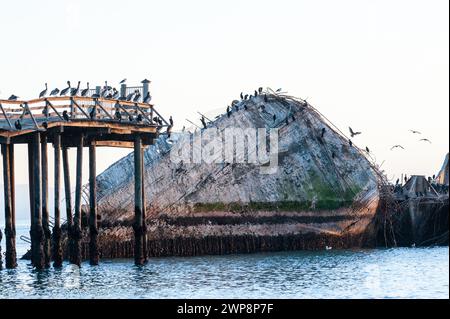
143,92 -> 151,103
70,81 -> 81,96
50,88 -> 60,96
244,94 -> 249,100
169,116 -> 174,126
321,128 -> 326,138
244,104 -> 248,111
254,90 -> 258,97
273,114 -> 277,122
349,140 -> 353,147
136,114 -> 143,123
8,95 -> 19,101
60,81 -> 71,96
14,120 -> 22,130
39,83 -> 48,98
158,118 -> 163,126
264,95 -> 268,103
62,110 -> 70,121
258,87 -> 263,94
201,116 -> 207,129
332,152 -> 336,159
42,122 -> 48,129
81,83 -> 90,97
115,109 -> 122,121
349,127 -> 362,138
240,92 -> 244,100
89,108 -> 96,119
365,147 -> 370,153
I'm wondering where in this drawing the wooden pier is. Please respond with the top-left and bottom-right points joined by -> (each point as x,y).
0,81 -> 169,269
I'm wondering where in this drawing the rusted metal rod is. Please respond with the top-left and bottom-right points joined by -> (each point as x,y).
89,140 -> 99,265
73,135 -> 84,267
52,134 -> 63,267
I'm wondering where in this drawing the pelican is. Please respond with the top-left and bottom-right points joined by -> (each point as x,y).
126,91 -> 135,101
133,90 -> 141,102
349,127 -> 362,138
391,145 -> 405,151
143,92 -> 152,103
112,88 -> 120,100
80,83 -> 90,97
50,88 -> 60,96
8,95 -> 19,101
60,81 -> 71,96
70,81 -> 81,96
39,83 -> 48,98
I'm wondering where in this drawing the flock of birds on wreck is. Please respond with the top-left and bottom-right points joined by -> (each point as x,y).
4,79 -> 177,133
3,83 -> 433,152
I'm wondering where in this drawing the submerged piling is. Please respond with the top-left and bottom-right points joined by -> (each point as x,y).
62,144 -> 74,264
133,134 -> 145,266
41,134 -> 51,268
73,135 -> 84,267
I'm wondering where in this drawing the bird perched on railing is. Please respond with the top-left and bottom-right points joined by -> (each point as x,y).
60,81 -> 71,96
133,90 -> 141,102
62,110 -> 70,121
169,116 -> 174,127
136,114 -> 143,123
42,122 -> 48,130
8,95 -> 19,101
81,83 -> 90,97
321,128 -> 326,138
112,88 -> 120,100
126,91 -> 135,102
50,88 -> 60,96
14,120 -> 22,130
115,109 -> 122,121
143,92 -> 151,104
39,83 -> 48,98
71,81 -> 81,96
259,87 -> 263,94
89,108 -> 96,119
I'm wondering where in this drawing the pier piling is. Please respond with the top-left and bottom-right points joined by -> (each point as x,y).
133,134 -> 145,266
2,143 -> 17,268
41,134 -> 51,268
73,135 -> 84,267
30,132 -> 45,269
52,134 -> 63,267
62,144 -> 74,264
89,141 -> 99,265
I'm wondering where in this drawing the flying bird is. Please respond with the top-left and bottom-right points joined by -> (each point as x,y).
391,145 -> 405,151
420,138 -> 432,144
119,79 -> 127,84
8,95 -> 19,101
276,88 -> 282,92
39,83 -> 48,98
349,127 -> 362,138
410,130 -> 421,135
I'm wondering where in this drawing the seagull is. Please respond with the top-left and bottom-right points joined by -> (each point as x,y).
391,145 -> 405,151
119,79 -> 127,84
81,83 -> 90,97
349,127 -> 362,138
410,130 -> 421,135
62,110 -> 70,121
39,83 -> 48,98
8,95 -> 19,101
14,120 -> 22,130
50,88 -> 60,96
420,138 -> 432,144
70,81 -> 81,96
60,81 -> 71,96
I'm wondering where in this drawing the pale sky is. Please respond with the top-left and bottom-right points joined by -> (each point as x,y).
0,0 -> 448,191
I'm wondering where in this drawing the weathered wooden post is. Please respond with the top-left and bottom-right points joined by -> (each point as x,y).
133,134 -> 145,266
9,144 -> 16,250
31,132 -> 45,269
89,140 -> 99,265
141,148 -> 148,262
52,134 -> 63,267
2,143 -> 17,268
120,83 -> 127,100
62,144 -> 74,264
28,142 -> 35,264
73,135 -> 84,266
142,79 -> 150,101
41,134 -> 51,268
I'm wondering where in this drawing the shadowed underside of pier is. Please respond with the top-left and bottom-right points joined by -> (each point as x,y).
0,90 -> 169,270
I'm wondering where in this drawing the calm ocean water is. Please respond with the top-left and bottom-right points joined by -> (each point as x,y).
0,224 -> 448,299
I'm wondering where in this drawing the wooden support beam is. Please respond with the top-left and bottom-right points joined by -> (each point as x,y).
73,134 -> 84,267
52,134 -> 63,267
31,132 -> 45,269
2,143 -> 17,268
27,142 -> 35,262
62,144 -> 74,264
141,148 -> 147,263
89,141 -> 99,265
41,134 -> 51,268
133,134 -> 145,266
